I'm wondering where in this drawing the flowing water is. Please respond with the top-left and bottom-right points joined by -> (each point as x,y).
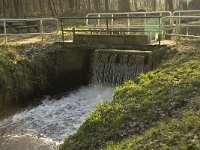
0,49 -> 151,150
91,49 -> 152,86
0,86 -> 114,150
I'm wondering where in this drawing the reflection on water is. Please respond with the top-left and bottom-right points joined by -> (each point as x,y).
0,85 -> 114,150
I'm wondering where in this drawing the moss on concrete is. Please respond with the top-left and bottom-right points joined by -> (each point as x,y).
0,43 -> 93,114
0,44 -> 55,110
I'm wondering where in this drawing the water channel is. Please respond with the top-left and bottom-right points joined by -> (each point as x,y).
0,49 -> 149,149
0,85 -> 114,150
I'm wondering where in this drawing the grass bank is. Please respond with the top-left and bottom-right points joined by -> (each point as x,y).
60,41 -> 200,150
0,43 -> 56,112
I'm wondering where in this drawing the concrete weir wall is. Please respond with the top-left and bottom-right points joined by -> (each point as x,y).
73,34 -> 150,46
0,44 -> 93,113
0,41 -> 167,114
54,46 -> 93,93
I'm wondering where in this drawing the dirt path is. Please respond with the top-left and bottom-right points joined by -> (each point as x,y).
1,34 -> 58,45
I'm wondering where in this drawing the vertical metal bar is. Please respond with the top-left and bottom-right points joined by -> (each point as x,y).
72,27 -> 75,42
61,19 -> 64,43
176,17 -> 179,45
144,13 -> 148,39
111,14 -> 114,35
98,14 -> 100,26
55,19 -> 59,42
3,20 -> 7,43
111,14 -> 114,27
159,17 -> 161,46
106,17 -> 109,34
86,15 -> 89,26
178,12 -> 181,25
40,19 -> 44,44
127,14 -> 130,35
162,17 -> 166,39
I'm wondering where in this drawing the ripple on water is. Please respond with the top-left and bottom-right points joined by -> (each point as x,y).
0,85 -> 114,149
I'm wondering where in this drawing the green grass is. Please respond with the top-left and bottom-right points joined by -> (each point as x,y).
60,42 -> 200,150
105,109 -> 200,150
0,43 -> 55,109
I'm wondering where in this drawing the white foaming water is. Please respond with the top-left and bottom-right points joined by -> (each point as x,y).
0,85 -> 114,149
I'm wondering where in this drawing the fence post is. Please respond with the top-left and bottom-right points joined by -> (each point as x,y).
61,19 -> 65,43
176,17 -> 179,45
106,18 -> 109,34
72,27 -> 75,41
159,17 -> 161,46
111,14 -> 114,35
127,14 -> 130,35
40,19 -> 44,44
3,20 -> 7,43
98,14 -> 100,26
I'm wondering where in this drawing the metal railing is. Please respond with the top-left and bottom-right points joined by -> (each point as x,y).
0,18 -> 59,43
86,11 -> 171,43
173,10 -> 200,16
86,11 -> 171,28
163,16 -> 200,43
2,10 -> 198,45
163,10 -> 200,42
60,15 -> 162,45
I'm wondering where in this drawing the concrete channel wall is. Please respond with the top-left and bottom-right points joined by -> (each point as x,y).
54,45 -> 93,93
0,44 -> 93,114
0,42 -> 167,115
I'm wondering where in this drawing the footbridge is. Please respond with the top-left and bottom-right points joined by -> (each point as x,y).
0,10 -> 199,46
60,10 -> 200,48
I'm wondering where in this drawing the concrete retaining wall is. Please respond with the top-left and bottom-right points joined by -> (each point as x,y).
73,34 -> 150,46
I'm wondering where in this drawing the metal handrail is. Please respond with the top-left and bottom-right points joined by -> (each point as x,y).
173,10 -> 200,16
86,11 -> 171,16
0,18 -> 59,43
60,15 -> 162,45
86,11 -> 171,26
163,16 -> 200,43
60,16 -> 162,20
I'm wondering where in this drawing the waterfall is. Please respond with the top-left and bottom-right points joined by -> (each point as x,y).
91,49 -> 152,86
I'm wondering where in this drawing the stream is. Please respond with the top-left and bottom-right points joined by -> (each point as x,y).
0,85 -> 114,150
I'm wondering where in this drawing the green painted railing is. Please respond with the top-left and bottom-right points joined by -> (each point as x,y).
60,15 -> 162,45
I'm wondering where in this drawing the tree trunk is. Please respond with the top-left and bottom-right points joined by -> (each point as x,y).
105,0 -> 109,12
153,0 -> 156,11
166,0 -> 174,11
118,0 -> 131,12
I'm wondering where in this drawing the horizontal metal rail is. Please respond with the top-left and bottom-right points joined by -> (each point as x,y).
164,16 -> 200,19
0,18 -> 58,21
87,11 -> 171,16
86,11 -> 171,27
163,16 -> 200,43
60,16 -> 162,20
0,18 -> 59,43
63,29 -> 160,33
173,10 -> 200,16
60,15 -> 162,45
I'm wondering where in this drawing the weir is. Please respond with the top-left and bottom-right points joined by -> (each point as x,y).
0,46 -> 155,149
91,49 -> 152,86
